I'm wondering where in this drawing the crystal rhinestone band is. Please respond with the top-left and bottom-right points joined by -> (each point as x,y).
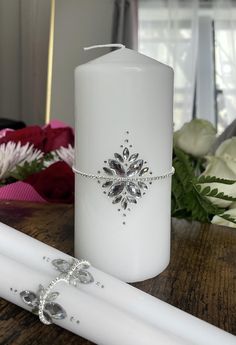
38,259 -> 90,325
72,166 -> 175,182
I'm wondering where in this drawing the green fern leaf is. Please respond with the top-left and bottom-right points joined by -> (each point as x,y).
10,159 -> 44,181
171,148 -> 235,224
197,175 -> 235,185
218,213 -> 236,225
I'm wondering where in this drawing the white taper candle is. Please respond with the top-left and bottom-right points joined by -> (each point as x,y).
0,254 -> 188,345
0,222 -> 235,345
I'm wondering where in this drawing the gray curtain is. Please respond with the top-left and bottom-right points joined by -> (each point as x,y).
112,0 -> 138,50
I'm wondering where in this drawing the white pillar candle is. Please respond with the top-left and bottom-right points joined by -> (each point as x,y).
74,44 -> 174,282
0,254 -> 187,345
0,222 -> 235,345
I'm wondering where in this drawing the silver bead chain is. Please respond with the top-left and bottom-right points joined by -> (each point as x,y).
72,166 -> 175,182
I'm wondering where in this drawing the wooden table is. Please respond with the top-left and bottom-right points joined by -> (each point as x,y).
0,201 -> 235,345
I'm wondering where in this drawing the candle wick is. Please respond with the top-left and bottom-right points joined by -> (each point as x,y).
84,44 -> 125,51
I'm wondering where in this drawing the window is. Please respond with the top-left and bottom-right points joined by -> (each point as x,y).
138,0 -> 236,133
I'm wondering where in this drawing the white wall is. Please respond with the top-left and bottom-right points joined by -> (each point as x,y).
20,0 -> 51,125
0,0 -> 114,126
50,0 -> 115,126
0,0 -> 21,121
0,0 -> 50,125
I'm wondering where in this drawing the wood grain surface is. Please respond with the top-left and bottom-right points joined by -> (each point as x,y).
0,201 -> 235,345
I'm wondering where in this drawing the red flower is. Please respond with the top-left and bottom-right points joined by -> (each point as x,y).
0,125 -> 74,153
0,126 -> 45,150
43,125 -> 74,153
25,161 -> 74,203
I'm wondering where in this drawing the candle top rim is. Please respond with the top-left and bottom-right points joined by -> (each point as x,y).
76,47 -> 173,72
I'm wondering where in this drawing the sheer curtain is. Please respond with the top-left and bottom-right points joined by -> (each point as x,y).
214,0 -> 236,133
138,0 -> 198,130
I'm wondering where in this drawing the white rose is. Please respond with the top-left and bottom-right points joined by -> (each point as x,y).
211,208 -> 236,229
174,119 -> 216,157
230,202 -> 236,209
204,156 -> 236,180
201,156 -> 236,208
215,137 -> 236,174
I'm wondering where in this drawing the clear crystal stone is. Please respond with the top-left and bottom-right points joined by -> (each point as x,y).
126,182 -> 141,198
102,181 -> 113,188
47,292 -> 60,301
38,284 -> 45,295
114,153 -> 124,163
108,159 -> 125,176
20,291 -> 38,307
69,277 -> 79,287
123,147 -> 129,160
75,269 -> 94,284
52,259 -> 71,273
112,195 -> 122,204
45,302 -> 67,320
127,159 -> 143,177
43,311 -> 53,324
128,153 -> 139,163
103,167 -> 114,176
108,182 -> 125,197
127,196 -> 137,204
139,167 -> 149,176
80,262 -> 90,270
121,198 -> 128,210
138,181 -> 148,190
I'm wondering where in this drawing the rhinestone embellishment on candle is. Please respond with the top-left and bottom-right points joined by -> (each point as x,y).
98,132 -> 152,216
52,258 -> 94,286
20,258 -> 94,325
20,284 -> 67,323
72,131 -> 174,226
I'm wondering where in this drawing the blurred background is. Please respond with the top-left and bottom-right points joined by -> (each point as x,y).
0,0 -> 235,132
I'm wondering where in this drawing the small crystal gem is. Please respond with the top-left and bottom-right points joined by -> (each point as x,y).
103,167 -> 114,176
20,291 -> 38,307
127,196 -> 137,204
121,198 -> 128,210
123,147 -> 129,160
108,182 -> 125,197
114,153 -> 124,163
108,159 -> 125,176
52,259 -> 71,273
138,181 -> 148,190
139,167 -> 149,176
126,182 -> 141,198
128,153 -> 139,163
112,195 -> 122,204
127,159 -> 143,177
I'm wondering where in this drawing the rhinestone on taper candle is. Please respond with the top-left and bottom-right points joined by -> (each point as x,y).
38,259 -> 93,325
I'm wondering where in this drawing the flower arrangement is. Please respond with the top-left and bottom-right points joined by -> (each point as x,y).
173,119 -> 236,228
0,120 -> 74,203
0,118 -> 236,228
